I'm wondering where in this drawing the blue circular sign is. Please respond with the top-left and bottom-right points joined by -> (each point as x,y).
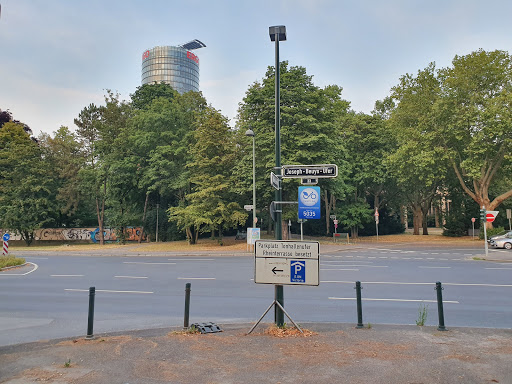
3,233 -> 10,241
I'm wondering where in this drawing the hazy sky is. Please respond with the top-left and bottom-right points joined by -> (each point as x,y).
2,0 -> 512,137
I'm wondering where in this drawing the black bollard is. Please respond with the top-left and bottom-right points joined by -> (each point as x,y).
355,281 -> 364,328
184,283 -> 191,328
435,281 -> 447,331
85,287 -> 95,339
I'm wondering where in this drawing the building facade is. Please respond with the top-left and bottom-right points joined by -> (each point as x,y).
141,40 -> 205,94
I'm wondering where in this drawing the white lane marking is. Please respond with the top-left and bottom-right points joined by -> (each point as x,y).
115,275 -> 148,279
1,262 -> 38,276
418,266 -> 451,269
320,268 -> 359,271
65,289 -> 153,294
51,274 -> 84,277
328,297 -> 459,304
321,280 -> 512,287
123,262 -> 176,265
168,259 -> 215,261
485,268 -> 512,270
177,277 -> 216,280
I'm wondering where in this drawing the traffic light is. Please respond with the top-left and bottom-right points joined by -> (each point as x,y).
479,208 -> 486,221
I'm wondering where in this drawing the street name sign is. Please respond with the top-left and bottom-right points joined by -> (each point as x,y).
270,172 -> 281,190
254,240 -> 319,286
282,164 -> 338,179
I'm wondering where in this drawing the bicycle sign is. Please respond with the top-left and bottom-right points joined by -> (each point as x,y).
298,186 -> 320,219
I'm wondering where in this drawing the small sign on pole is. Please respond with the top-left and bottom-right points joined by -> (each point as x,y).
2,233 -> 10,256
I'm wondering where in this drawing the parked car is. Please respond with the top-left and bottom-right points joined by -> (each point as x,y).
235,230 -> 247,240
489,231 -> 512,249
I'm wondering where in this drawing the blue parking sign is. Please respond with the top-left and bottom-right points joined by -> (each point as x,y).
290,260 -> 306,283
3,233 -> 10,242
298,186 -> 320,219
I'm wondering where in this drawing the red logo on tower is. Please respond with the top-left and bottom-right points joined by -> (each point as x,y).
142,50 -> 150,60
187,51 -> 199,64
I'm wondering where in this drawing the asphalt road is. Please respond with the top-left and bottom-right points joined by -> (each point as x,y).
1,244 -> 512,346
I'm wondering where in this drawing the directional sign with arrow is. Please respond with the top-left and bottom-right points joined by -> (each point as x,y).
254,240 -> 319,286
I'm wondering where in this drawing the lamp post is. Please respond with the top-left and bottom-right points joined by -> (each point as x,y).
269,25 -> 286,327
245,129 -> 256,229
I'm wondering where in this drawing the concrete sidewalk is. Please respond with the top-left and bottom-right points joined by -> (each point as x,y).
1,323 -> 511,384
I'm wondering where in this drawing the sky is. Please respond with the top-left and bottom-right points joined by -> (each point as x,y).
2,0 -> 512,137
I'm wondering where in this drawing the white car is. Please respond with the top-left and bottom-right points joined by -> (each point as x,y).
489,231 -> 512,250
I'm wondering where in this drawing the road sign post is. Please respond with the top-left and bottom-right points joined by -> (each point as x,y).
2,233 -> 10,256
508,209 -> 512,230
482,206 -> 488,258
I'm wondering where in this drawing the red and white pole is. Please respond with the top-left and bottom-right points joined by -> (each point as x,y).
2,240 -> 8,256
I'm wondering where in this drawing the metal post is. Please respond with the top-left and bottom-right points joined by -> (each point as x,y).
252,134 -> 256,229
300,220 -> 303,241
435,281 -> 447,331
85,287 -> 95,339
355,281 -> 364,328
273,26 -> 284,327
483,206 -> 488,258
156,203 -> 159,242
472,221 -> 475,240
184,283 -> 191,328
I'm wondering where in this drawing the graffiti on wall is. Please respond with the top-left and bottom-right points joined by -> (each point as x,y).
0,228 -> 146,243
90,227 -> 145,243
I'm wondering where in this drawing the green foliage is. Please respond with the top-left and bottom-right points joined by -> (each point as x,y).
416,303 -> 428,326
130,83 -> 178,110
480,226 -> 506,240
0,123 -> 56,245
442,214 -> 468,237
0,256 -> 26,269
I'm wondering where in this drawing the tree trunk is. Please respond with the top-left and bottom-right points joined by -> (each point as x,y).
412,205 -> 422,235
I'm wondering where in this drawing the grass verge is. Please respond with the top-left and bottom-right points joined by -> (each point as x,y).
0,255 -> 26,269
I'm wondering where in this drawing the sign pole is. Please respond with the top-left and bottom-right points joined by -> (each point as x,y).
271,25 -> 285,327
483,206 -> 488,258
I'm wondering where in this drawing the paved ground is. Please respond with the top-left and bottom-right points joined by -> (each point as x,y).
1,323 -> 511,384
3,236 -> 511,383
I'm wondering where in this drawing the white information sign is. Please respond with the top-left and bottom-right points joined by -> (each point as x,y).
247,228 -> 261,245
254,240 -> 319,286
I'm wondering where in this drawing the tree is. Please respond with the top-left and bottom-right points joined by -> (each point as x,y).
168,107 -> 247,242
235,62 -> 350,234
386,63 -> 448,235
130,83 -> 178,110
437,49 -> 512,227
0,123 -> 54,245
38,127 -> 94,227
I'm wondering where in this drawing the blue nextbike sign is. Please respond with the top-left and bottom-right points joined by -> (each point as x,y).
298,186 -> 320,219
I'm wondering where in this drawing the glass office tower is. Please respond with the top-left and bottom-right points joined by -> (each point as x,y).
141,40 -> 206,94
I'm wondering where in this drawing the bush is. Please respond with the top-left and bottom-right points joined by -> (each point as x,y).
0,256 -> 26,269
443,214 -> 468,237
480,226 -> 506,240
